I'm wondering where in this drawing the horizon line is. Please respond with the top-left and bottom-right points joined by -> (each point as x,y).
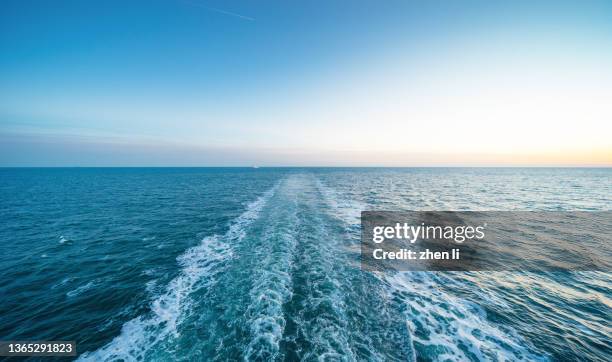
1,165 -> 611,169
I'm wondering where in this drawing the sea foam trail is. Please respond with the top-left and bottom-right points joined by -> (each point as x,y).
386,272 -> 548,361
77,184 -> 279,362
280,175 -> 357,360
315,179 -> 366,228
315,178 -> 415,361
315,177 -> 546,361
242,176 -> 300,360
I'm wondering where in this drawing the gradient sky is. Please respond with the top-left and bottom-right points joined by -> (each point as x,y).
1,0 -> 611,166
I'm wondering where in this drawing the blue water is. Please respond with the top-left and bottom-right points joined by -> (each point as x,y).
0,168 -> 610,361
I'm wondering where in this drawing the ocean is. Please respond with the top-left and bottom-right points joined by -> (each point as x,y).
0,168 -> 610,361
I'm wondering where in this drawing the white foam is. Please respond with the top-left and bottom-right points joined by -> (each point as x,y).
67,281 -> 96,298
283,177 -> 357,360
52,276 -> 76,289
315,179 -> 367,227
58,235 -> 72,244
78,184 -> 278,361
386,272 -> 548,361
243,178 -> 299,360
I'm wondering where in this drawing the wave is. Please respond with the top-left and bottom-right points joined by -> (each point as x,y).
66,281 -> 97,298
77,183 -> 278,361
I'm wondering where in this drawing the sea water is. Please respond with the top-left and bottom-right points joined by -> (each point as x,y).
0,168 -> 610,361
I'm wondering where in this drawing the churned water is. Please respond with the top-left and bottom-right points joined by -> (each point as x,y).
0,168 -> 610,361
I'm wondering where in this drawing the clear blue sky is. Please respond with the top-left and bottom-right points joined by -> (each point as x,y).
1,0 -> 611,166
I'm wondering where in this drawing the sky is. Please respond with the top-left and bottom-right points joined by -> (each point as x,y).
1,0 -> 611,166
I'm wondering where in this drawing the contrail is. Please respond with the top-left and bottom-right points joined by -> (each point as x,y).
205,6 -> 255,21
181,0 -> 255,21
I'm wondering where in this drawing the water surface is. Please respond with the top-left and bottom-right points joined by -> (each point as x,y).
0,168 -> 610,361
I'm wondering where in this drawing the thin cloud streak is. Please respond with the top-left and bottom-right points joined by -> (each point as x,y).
206,6 -> 255,21
181,1 -> 255,21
